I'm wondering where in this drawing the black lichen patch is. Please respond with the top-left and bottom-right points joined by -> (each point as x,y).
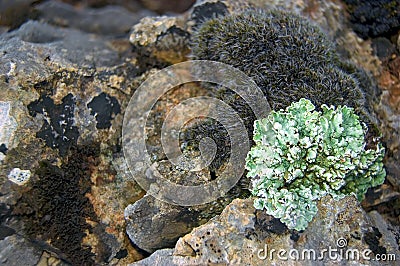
343,0 -> 400,39
12,145 -> 100,265
28,93 -> 79,156
190,1 -> 228,26
87,92 -> 121,129
0,143 -> 7,155
364,227 -> 387,255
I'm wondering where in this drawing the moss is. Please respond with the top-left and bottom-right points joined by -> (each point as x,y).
190,8 -> 376,125
12,145 -> 100,265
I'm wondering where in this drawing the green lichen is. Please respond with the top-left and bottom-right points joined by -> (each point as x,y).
245,99 -> 386,231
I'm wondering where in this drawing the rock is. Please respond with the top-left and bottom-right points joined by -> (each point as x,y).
131,196 -> 400,265
0,0 -> 37,30
0,235 -> 42,266
124,195 -> 198,253
35,1 -> 155,36
371,37 -> 396,60
0,20 -> 128,89
124,193 -> 228,253
368,211 -> 400,257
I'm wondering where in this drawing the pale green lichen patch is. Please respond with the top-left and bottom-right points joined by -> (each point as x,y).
246,98 -> 386,231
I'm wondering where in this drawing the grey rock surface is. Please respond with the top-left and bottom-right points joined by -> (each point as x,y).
35,1 -> 155,36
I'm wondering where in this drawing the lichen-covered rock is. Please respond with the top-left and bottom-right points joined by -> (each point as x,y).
342,0 -> 400,39
131,197 -> 400,265
0,11 -> 144,265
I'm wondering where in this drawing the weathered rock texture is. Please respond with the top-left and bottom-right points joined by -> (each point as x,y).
0,5 -> 146,265
132,197 -> 400,265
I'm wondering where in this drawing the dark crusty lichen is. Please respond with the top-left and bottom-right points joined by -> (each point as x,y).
27,93 -> 79,156
12,145 -> 100,265
87,92 -> 121,129
191,8 -> 370,113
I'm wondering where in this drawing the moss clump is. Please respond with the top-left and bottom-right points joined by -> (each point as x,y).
191,8 -> 375,124
246,99 -> 386,231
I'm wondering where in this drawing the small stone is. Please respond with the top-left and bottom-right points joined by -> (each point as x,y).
7,168 -> 31,185
130,16 -> 178,46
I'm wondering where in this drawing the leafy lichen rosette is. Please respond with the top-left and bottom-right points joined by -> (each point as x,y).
245,98 -> 386,231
